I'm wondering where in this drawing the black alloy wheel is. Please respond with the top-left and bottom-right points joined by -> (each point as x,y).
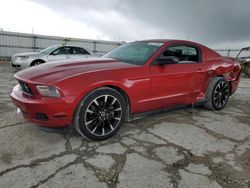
84,95 -> 122,137
205,77 -> 230,110
74,87 -> 126,141
212,80 -> 230,109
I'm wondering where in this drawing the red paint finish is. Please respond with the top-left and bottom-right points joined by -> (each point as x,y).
10,40 -> 241,128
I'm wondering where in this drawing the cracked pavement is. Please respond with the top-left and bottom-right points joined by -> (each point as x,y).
0,61 -> 249,188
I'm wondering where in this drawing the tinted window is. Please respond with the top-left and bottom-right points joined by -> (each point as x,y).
51,47 -> 67,55
162,45 -> 200,63
64,47 -> 72,54
40,45 -> 60,54
72,47 -> 90,55
103,42 -> 163,65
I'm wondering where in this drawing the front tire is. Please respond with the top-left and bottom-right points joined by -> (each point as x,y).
204,77 -> 230,110
31,60 -> 45,66
74,87 -> 126,141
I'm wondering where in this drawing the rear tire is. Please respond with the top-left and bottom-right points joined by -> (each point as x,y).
204,77 -> 230,110
73,87 -> 126,141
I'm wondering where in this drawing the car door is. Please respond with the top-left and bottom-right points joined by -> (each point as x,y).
47,47 -> 68,62
67,47 -> 91,59
150,44 -> 206,110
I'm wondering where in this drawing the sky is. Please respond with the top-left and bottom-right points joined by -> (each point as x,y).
0,0 -> 250,49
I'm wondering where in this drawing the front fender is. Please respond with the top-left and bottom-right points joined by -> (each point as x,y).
74,80 -> 131,108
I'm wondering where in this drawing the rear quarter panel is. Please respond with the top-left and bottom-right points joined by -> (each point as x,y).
202,47 -> 241,94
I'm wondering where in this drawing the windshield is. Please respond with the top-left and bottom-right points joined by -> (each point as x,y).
237,48 -> 250,58
103,41 -> 164,65
40,45 -> 60,54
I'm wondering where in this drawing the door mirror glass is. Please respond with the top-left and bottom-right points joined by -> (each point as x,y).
158,56 -> 179,65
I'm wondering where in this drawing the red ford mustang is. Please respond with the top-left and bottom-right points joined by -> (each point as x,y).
10,40 -> 241,140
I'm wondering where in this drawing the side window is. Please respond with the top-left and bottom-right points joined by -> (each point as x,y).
72,47 -> 90,55
64,47 -> 72,54
162,45 -> 200,63
51,47 -> 66,55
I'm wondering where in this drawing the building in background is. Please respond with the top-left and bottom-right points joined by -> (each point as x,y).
0,31 -> 124,60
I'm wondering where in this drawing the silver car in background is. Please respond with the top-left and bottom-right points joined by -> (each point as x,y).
10,45 -> 96,69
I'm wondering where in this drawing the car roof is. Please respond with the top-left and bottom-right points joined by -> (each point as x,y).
139,39 -> 171,43
56,45 -> 85,48
49,44 -> 86,48
52,45 -> 90,52
137,39 -> 202,46
241,47 -> 250,51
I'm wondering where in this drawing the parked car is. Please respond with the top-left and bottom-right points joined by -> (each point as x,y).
10,40 -> 241,141
236,47 -> 250,77
10,45 -> 95,69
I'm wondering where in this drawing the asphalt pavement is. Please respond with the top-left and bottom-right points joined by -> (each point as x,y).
0,62 -> 249,188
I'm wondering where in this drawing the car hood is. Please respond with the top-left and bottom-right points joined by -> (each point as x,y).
13,52 -> 42,57
15,58 -> 137,84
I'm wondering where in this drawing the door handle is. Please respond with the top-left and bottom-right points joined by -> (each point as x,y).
197,68 -> 203,72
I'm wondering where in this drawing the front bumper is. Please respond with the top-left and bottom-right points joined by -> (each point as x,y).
10,59 -> 31,69
10,61 -> 21,69
10,85 -> 75,128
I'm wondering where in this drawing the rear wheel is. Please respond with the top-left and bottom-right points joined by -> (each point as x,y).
204,77 -> 230,110
74,87 -> 126,141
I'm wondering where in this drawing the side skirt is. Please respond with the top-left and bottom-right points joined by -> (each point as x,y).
128,99 -> 207,121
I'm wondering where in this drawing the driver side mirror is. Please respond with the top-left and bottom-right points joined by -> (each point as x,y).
158,56 -> 179,65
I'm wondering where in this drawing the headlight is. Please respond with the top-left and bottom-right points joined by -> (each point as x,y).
36,85 -> 61,97
19,56 -> 29,60
12,84 -> 21,92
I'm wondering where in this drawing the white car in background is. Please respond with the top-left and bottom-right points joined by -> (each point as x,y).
10,45 -> 96,69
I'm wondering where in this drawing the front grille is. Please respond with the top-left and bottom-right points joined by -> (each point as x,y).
11,62 -> 21,68
35,113 -> 48,121
18,80 -> 34,96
